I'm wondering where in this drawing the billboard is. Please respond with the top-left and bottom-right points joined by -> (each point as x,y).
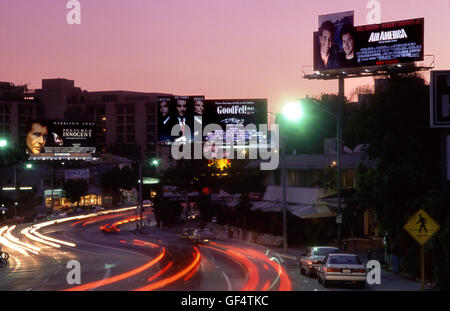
26,120 -> 96,160
354,18 -> 424,67
157,95 -> 205,143
314,16 -> 424,71
203,99 -> 268,144
430,70 -> 450,128
157,97 -> 267,144
314,11 -> 355,71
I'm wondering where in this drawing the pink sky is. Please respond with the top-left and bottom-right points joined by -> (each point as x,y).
1,0 -> 449,113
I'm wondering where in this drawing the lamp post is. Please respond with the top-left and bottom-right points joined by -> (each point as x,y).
269,101 -> 303,254
302,99 -> 343,250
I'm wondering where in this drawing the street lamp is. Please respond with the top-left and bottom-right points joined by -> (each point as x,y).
0,139 -> 7,148
301,101 -> 343,250
270,100 -> 304,254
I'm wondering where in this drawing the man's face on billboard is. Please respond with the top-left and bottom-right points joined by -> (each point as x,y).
194,100 -> 204,115
176,100 -> 187,117
26,123 -> 48,154
320,29 -> 333,54
159,101 -> 169,116
342,33 -> 354,58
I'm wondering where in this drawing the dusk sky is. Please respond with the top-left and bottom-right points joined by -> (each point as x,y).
1,0 -> 449,113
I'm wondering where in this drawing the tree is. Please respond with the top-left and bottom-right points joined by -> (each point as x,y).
352,73 -> 448,284
220,160 -> 268,230
63,179 -> 89,207
101,166 -> 138,206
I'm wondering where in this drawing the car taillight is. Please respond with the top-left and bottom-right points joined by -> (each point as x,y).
353,269 -> 366,273
327,268 -> 341,273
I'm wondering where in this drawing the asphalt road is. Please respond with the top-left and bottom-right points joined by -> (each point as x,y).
0,209 -> 379,291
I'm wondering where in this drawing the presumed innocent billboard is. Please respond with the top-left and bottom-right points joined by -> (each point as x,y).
26,120 -> 96,160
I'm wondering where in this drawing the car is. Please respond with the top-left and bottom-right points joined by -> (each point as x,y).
178,228 -> 197,240
187,212 -> 200,220
299,246 -> 341,277
100,224 -> 120,233
193,229 -> 215,244
317,253 -> 367,288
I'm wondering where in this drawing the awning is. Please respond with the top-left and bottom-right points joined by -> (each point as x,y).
250,200 -> 336,219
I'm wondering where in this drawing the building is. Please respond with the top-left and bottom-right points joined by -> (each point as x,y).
249,141 -> 378,237
35,78 -> 170,161
0,82 -> 44,150
1,78 -> 171,215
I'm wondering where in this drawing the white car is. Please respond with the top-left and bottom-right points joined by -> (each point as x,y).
299,246 -> 341,277
317,254 -> 367,288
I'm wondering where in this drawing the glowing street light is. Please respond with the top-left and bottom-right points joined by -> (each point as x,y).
0,138 -> 7,148
274,99 -> 304,254
282,101 -> 304,122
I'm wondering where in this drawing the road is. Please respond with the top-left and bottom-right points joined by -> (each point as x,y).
0,208 -> 399,291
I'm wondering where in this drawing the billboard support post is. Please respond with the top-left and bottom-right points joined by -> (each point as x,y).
337,77 -> 344,250
281,130 -> 288,254
441,130 -> 448,191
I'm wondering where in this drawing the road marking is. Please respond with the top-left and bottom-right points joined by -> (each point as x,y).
222,271 -> 233,291
26,288 -> 32,291
89,265 -> 112,291
274,252 -> 296,261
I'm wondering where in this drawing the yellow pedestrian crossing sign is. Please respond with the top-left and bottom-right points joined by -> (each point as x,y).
403,209 -> 440,245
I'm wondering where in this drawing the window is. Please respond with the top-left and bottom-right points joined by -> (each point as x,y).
116,135 -> 124,143
116,116 -> 124,124
116,104 -> 124,114
125,103 -> 135,114
126,125 -> 134,133
126,115 -> 135,123
126,135 -> 134,143
117,126 -> 124,133
145,102 -> 155,113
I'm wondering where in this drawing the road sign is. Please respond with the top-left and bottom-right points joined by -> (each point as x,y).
430,70 -> 450,128
403,209 -> 440,245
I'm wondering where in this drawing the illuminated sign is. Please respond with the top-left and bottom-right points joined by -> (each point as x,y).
157,97 -> 268,144
430,71 -> 450,128
142,178 -> 160,185
27,120 -> 96,160
313,15 -> 424,72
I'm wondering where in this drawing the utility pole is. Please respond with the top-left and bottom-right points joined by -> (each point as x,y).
337,77 -> 344,250
281,130 -> 288,254
139,161 -> 143,230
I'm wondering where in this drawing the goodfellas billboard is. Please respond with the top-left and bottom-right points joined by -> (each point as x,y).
26,120 -> 96,160
202,99 -> 268,143
157,97 -> 267,143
